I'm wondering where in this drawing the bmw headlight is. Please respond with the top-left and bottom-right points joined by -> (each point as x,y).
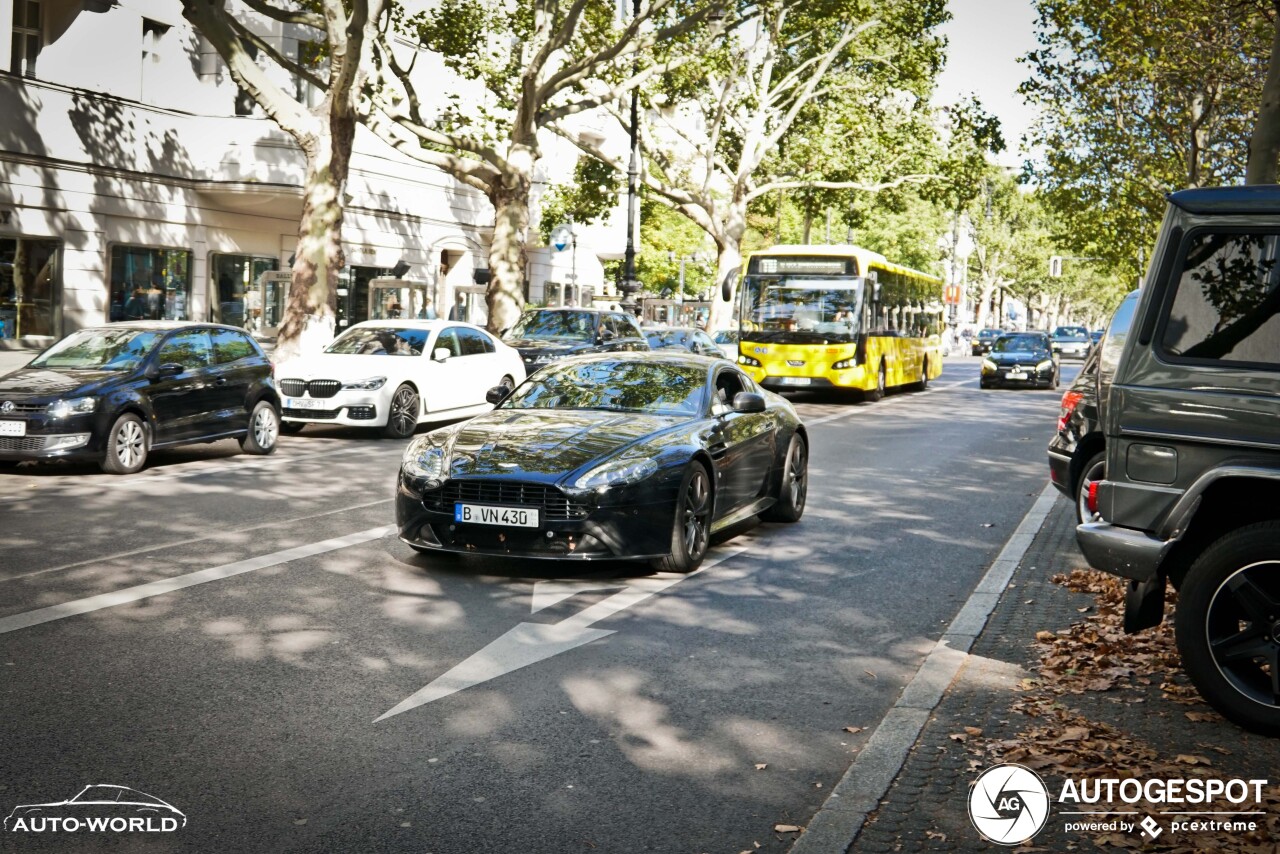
575,457 -> 658,490
343,376 -> 387,390
981,359 -> 997,372
403,440 -> 446,480
47,397 -> 97,418
1036,359 -> 1053,371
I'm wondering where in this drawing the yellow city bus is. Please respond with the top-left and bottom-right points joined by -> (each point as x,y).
731,245 -> 945,400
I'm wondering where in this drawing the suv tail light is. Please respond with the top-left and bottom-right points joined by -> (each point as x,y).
1087,481 -> 1100,515
1057,390 -> 1084,432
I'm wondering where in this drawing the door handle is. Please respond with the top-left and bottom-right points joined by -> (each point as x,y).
214,377 -> 228,386
708,441 -> 728,460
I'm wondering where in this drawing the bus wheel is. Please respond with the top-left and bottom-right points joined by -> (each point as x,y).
912,358 -> 929,392
865,360 -> 886,402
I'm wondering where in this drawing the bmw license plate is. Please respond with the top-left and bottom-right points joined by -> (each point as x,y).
454,503 -> 540,528
286,397 -> 325,410
1007,371 -> 1028,380
777,377 -> 811,386
0,420 -> 25,437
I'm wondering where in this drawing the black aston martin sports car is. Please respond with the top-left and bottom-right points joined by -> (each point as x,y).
395,352 -> 808,572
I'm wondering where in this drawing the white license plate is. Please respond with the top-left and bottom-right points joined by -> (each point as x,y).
286,397 -> 326,410
1007,372 -> 1028,380
0,420 -> 26,437
777,377 -> 811,386
454,503 -> 540,528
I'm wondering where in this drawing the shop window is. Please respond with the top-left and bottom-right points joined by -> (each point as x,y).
11,0 -> 41,78
210,254 -> 278,327
0,237 -> 60,339
108,246 -> 193,322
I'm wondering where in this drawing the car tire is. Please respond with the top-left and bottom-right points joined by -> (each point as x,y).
383,384 -> 419,439
280,421 -> 306,435
653,461 -> 712,574
1075,451 -> 1105,524
912,358 -> 929,392
240,400 -> 280,455
1175,522 -> 1280,735
101,413 -> 149,474
499,374 -> 516,396
761,434 -> 807,523
865,360 -> 886,402
1052,369 -> 1060,390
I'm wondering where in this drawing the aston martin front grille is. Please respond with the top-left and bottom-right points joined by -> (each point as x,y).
425,480 -> 590,521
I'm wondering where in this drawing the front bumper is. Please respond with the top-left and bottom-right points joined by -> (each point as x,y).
981,363 -> 1055,385
395,476 -> 675,560
1046,447 -> 1074,499
281,390 -> 382,426
0,432 -> 96,460
1076,521 -> 1171,582
1055,345 -> 1089,359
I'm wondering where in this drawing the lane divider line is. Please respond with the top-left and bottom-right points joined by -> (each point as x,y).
0,525 -> 396,636
789,482 -> 1061,854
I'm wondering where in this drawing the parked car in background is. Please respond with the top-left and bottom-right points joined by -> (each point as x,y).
979,332 -> 1059,389
1075,186 -> 1280,734
1051,325 -> 1091,359
645,326 -> 727,358
276,320 -> 523,438
712,328 -> 740,358
397,352 -> 808,572
504,308 -> 649,373
1047,291 -> 1140,524
0,322 -> 280,473
970,328 -> 1004,356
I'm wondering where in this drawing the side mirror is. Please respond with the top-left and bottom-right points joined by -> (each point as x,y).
147,362 -> 183,380
732,391 -> 767,413
720,265 -> 741,302
598,328 -> 616,343
485,385 -> 510,405
432,347 -> 451,362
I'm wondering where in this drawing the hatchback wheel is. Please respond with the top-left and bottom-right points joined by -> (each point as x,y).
101,413 -> 148,474
1176,522 -> 1280,735
383,384 -> 420,438
240,400 -> 280,455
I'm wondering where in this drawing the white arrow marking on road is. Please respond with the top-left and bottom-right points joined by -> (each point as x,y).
374,546 -> 748,722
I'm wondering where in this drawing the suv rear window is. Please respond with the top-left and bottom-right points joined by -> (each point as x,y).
1160,231 -> 1280,367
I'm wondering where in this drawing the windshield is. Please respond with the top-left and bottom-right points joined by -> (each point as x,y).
1052,326 -> 1089,339
993,334 -> 1048,353
507,310 -> 597,342
978,329 -> 1003,338
30,328 -> 162,371
325,327 -> 427,356
742,277 -> 861,343
503,360 -> 706,416
72,787 -> 122,803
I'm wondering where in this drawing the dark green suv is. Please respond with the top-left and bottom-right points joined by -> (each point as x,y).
1077,186 -> 1280,734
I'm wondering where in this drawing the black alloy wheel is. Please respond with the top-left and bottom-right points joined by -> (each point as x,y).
1176,522 -> 1280,735
654,462 -> 712,573
383,384 -> 420,439
240,401 -> 279,455
1075,451 -> 1105,524
762,434 -> 808,523
101,412 -> 148,474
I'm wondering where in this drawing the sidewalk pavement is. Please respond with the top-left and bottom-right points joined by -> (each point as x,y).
0,348 -> 35,376
797,495 -> 1280,853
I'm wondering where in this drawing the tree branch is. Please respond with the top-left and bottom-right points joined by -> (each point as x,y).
237,0 -> 323,29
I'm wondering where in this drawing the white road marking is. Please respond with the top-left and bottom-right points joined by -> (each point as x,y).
375,546 -> 749,722
0,525 -> 395,636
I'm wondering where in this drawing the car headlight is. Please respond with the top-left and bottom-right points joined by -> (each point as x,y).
403,441 -> 446,480
981,359 -> 997,372
574,457 -> 658,490
832,357 -> 857,370
738,354 -> 761,367
1036,359 -> 1053,371
343,376 -> 387,390
47,397 -> 98,418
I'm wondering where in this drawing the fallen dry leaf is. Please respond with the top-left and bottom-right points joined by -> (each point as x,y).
1185,711 -> 1218,723
1175,754 -> 1213,766
774,824 -> 801,833
949,732 -> 968,743
754,763 -> 768,771
964,726 -> 983,736
864,669 -> 877,679
926,830 -> 948,841
1035,631 -> 1056,643
843,726 -> 864,734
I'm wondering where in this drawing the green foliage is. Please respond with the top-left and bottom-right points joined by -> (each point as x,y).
637,200 -> 716,298
537,159 -> 623,243
1021,0 -> 1272,281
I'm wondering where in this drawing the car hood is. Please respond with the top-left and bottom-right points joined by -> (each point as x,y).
276,353 -> 417,380
507,339 -> 595,354
989,350 -> 1050,363
444,409 -> 686,480
0,368 -> 122,400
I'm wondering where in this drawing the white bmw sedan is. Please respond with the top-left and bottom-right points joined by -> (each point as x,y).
276,320 -> 524,438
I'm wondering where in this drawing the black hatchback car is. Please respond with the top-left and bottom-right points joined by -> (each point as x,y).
0,322 -> 281,474
503,308 -> 649,373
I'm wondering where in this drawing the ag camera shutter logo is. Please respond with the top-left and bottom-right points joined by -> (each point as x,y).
968,763 -> 1051,845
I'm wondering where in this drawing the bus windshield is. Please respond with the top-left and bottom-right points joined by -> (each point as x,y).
742,277 -> 862,344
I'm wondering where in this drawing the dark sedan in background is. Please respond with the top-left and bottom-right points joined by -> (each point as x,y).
644,326 -> 727,358
970,328 -> 1004,356
503,308 -> 649,373
0,322 -> 280,473
396,352 -> 808,572
980,332 -> 1059,389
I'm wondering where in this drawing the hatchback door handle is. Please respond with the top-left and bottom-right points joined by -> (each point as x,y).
214,377 -> 228,386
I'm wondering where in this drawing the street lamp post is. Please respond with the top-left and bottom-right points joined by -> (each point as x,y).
618,0 -> 642,314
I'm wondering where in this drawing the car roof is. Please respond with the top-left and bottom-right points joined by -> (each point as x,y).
1168,185 -> 1280,215
553,350 -> 731,369
99,320 -> 247,333
348,319 -> 476,331
646,326 -> 701,334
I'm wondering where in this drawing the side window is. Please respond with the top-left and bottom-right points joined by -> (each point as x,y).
211,329 -> 256,364
599,315 -> 619,339
156,330 -> 212,370
456,328 -> 490,357
1160,231 -> 1280,367
435,327 -> 463,358
1099,291 -> 1139,379
712,369 -> 748,414
694,331 -> 716,352
614,313 -> 642,340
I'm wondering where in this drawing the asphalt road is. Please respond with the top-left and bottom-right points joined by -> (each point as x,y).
0,356 -> 1081,853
